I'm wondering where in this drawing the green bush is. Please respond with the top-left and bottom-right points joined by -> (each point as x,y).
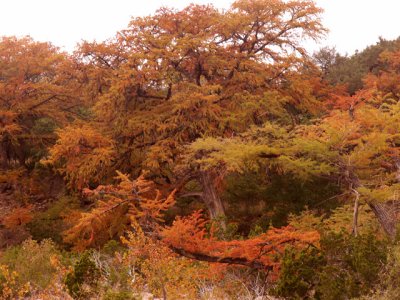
358,244 -> 400,299
65,251 -> 101,299
101,240 -> 124,256
317,231 -> 387,299
27,196 -> 79,246
0,239 -> 60,289
275,231 -> 388,299
275,246 -> 325,299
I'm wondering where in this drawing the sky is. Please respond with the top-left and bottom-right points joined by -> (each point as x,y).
0,0 -> 399,55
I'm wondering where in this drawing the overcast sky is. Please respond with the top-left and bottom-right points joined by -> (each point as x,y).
0,0 -> 399,55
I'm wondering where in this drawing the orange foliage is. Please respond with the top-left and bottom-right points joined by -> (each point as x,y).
2,206 -> 33,229
162,210 -> 320,277
370,49 -> 400,96
63,172 -> 175,250
0,36 -> 82,169
66,173 -> 318,278
73,0 -> 326,180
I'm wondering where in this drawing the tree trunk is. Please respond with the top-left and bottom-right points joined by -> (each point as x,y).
351,189 -> 359,236
368,202 -> 397,240
199,171 -> 226,223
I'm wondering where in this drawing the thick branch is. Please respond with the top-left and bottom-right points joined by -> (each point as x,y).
179,192 -> 203,198
169,246 -> 269,270
258,152 -> 281,159
27,95 -> 58,110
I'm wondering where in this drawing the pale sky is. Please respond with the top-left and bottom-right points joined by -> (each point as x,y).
0,0 -> 399,55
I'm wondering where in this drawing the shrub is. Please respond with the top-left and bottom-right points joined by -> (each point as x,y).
103,290 -> 136,300
276,231 -> 388,299
65,251 -> 101,299
27,196 -> 79,246
0,239 -> 60,289
0,265 -> 31,299
275,246 -> 325,299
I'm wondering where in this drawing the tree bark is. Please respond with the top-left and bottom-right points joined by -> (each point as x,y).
368,201 -> 397,240
199,171 -> 226,224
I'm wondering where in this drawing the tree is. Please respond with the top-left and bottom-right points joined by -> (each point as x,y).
51,0 -> 325,220
315,36 -> 400,95
295,102 -> 400,238
313,46 -> 338,79
0,36 -> 83,170
188,62 -> 400,238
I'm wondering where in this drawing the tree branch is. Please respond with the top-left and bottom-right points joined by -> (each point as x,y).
169,246 -> 270,270
179,192 -> 203,198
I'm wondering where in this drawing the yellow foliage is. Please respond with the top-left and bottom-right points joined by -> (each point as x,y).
43,124 -> 115,189
0,265 -> 30,300
121,223 -> 208,299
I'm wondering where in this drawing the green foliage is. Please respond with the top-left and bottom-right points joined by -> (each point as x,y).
323,205 -> 380,235
101,240 -> 123,256
207,217 -> 240,241
0,239 -> 60,289
318,231 -> 387,299
223,171 -> 340,233
103,290 -> 136,300
65,251 -> 101,299
275,246 -> 325,299
187,136 -> 281,173
32,117 -> 58,135
358,240 -> 400,299
248,224 -> 266,238
276,231 -> 388,299
317,37 -> 400,94
27,196 -> 79,246
289,204 -> 380,235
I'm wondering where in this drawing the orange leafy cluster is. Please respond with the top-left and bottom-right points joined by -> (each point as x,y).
63,172 -> 175,250
162,210 -> 319,277
2,206 -> 33,229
